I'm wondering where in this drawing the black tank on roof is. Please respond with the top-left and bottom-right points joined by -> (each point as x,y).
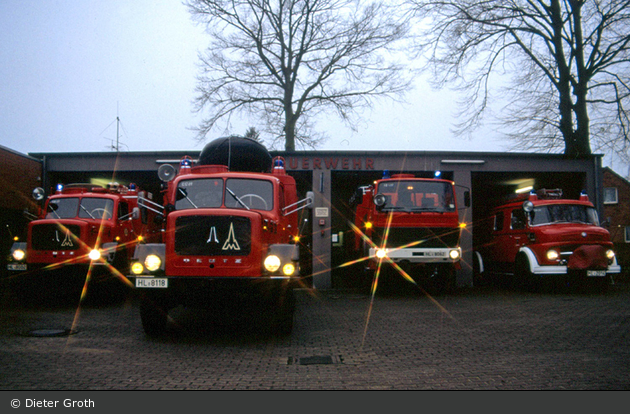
198,136 -> 272,173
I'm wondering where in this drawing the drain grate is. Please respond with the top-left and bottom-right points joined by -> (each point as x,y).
22,329 -> 78,338
287,355 -> 342,365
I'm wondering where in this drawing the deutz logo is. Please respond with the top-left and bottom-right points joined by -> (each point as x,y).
206,222 -> 241,251
222,223 -> 240,251
206,226 -> 219,244
60,230 -> 73,247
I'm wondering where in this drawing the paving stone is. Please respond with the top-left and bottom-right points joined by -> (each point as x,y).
0,282 -> 629,390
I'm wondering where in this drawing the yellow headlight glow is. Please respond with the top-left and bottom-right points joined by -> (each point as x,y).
606,250 -> 615,260
89,249 -> 101,261
144,255 -> 162,272
12,249 -> 25,261
131,262 -> 144,275
375,249 -> 387,259
282,263 -> 296,276
546,250 -> 559,261
264,255 -> 281,272
449,249 -> 461,260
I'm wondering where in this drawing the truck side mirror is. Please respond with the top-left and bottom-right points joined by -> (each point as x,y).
306,191 -> 314,209
464,191 -> 470,208
132,207 -> 140,220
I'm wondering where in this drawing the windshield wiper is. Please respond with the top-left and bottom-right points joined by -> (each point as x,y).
47,205 -> 61,219
383,206 -> 405,211
79,204 -> 96,219
178,188 -> 198,209
226,187 -> 250,210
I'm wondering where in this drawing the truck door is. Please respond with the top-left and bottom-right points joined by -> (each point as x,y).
506,208 -> 528,262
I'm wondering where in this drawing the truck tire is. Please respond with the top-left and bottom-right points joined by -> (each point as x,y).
432,265 -> 456,295
514,253 -> 539,292
472,252 -> 485,287
272,288 -> 296,336
140,296 -> 168,336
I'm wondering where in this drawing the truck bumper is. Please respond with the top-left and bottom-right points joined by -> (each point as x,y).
130,275 -> 299,307
520,247 -> 621,275
369,247 -> 461,263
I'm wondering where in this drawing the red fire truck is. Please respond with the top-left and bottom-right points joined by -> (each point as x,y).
349,172 -> 468,293
129,137 -> 313,336
7,182 -> 159,294
473,189 -> 620,291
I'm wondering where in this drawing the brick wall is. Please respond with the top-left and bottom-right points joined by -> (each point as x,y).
0,147 -> 42,276
602,167 -> 630,275
0,146 -> 42,211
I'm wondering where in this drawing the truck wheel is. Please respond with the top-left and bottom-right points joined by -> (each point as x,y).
140,296 -> 168,336
272,288 -> 296,335
432,265 -> 456,295
514,254 -> 539,292
472,252 -> 485,287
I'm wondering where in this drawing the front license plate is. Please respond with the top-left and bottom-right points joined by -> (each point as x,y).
135,278 -> 168,288
587,270 -> 606,277
7,264 -> 27,271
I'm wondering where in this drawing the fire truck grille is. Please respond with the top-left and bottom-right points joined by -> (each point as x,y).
373,227 -> 460,249
175,215 -> 251,256
31,224 -> 81,251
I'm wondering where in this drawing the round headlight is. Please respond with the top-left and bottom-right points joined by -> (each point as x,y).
32,187 -> 45,201
264,255 -> 281,272
606,250 -> 615,260
131,262 -> 144,275
546,250 -> 559,261
375,249 -> 387,259
449,249 -> 461,260
144,255 -> 162,272
282,263 -> 296,276
373,194 -> 387,207
89,249 -> 101,261
12,249 -> 25,261
523,200 -> 534,213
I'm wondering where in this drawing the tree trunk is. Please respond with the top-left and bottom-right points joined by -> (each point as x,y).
568,0 -> 592,159
550,0 -> 591,159
284,111 -> 296,152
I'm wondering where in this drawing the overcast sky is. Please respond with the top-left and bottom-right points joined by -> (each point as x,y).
0,0 -> 512,156
1,0 -> 625,176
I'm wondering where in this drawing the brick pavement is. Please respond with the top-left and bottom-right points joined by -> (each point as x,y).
0,280 -> 629,390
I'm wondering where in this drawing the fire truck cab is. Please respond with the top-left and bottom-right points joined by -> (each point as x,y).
473,189 -> 620,291
350,172 -> 467,292
7,182 -> 157,292
129,137 -> 313,336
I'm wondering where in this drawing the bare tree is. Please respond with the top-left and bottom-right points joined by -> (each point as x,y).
244,126 -> 262,141
409,0 -> 630,161
187,0 -> 412,151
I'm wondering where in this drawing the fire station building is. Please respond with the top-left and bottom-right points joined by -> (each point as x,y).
18,149 -> 605,290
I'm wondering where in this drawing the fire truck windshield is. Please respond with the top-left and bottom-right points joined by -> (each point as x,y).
46,197 -> 114,220
376,180 -> 456,212
530,204 -> 599,226
175,178 -> 273,211
176,179 -> 224,209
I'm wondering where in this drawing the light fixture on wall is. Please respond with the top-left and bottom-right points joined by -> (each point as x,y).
515,185 -> 534,194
